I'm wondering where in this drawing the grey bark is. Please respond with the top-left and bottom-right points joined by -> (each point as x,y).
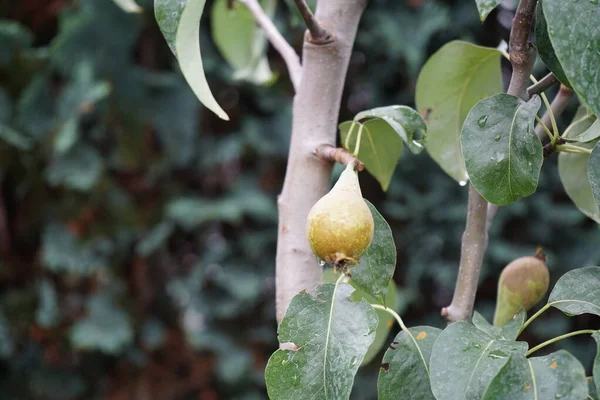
275,0 -> 368,322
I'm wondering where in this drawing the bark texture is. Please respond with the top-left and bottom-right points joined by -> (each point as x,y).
275,1 -> 368,322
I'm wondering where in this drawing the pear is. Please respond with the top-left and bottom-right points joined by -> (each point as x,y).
306,163 -> 374,268
493,251 -> 550,327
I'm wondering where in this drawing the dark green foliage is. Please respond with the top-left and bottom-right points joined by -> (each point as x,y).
0,0 -> 598,398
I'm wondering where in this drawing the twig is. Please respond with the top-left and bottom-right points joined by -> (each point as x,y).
239,0 -> 302,91
314,144 -> 365,171
292,0 -> 332,44
442,185 -> 489,323
527,73 -> 559,98
534,84 -> 574,140
445,0 -> 538,324
507,0 -> 537,99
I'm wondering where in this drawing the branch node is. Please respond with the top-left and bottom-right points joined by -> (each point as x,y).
527,73 -> 559,97
293,0 -> 333,44
314,144 -> 364,171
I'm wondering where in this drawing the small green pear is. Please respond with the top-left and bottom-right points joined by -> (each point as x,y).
306,163 -> 374,267
493,251 -> 550,327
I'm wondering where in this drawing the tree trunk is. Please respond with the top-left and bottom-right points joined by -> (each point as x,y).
275,1 -> 368,322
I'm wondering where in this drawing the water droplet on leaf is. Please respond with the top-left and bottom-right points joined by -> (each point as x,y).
477,115 -> 488,128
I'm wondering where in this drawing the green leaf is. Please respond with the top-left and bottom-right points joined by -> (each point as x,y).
559,114 -> 600,223
461,93 -> 543,206
0,20 -> 34,64
0,124 -> 34,150
416,41 -> 503,183
548,266 -> 600,317
475,0 -> 502,22
588,142 -> 600,212
211,0 -> 275,85
429,321 -> 528,400
576,119 -> 600,143
155,0 -> 229,120
322,269 -> 397,366
265,283 -> 378,400
113,0 -> 143,13
339,119 -> 403,191
534,3 -> 571,88
354,105 -> 427,155
473,309 -> 526,341
70,294 -> 133,355
42,223 -> 109,276
136,221 -> 175,256
378,326 -> 441,400
350,280 -> 397,366
543,0 -> 600,116
0,310 -> 14,358
35,280 -> 60,328
482,351 -> 588,400
593,332 -> 600,397
45,144 -> 104,191
350,200 -> 397,305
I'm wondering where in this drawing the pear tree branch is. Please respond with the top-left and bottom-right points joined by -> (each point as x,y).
527,73 -> 559,98
443,0 -> 538,324
239,0 -> 302,91
292,0 -> 332,44
314,144 -> 364,171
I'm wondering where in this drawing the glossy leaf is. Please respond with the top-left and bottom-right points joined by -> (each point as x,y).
482,351 -> 588,400
416,41 -> 503,183
548,266 -> 600,316
322,269 -> 397,367
461,93 -> 543,206
378,326 -> 441,400
559,114 -> 600,222
0,124 -> 34,150
350,200 -> 397,305
429,321 -> 528,400
113,0 -> 143,13
339,119 -> 403,191
577,119 -> 600,143
354,105 -> 427,155
473,309 -> 526,341
36,280 -> 60,328
589,142 -> 600,212
70,294 -> 134,355
594,332 -> 600,397
265,283 -> 378,400
534,3 -> 571,88
211,0 -> 275,85
543,0 -> 600,116
350,280 -> 397,366
155,0 -> 229,120
475,0 -> 502,22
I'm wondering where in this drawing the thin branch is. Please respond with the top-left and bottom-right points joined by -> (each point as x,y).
442,185 -> 489,323
507,0 -> 537,99
534,84 -> 574,140
314,144 -> 365,171
239,0 -> 302,92
292,0 -> 332,44
527,73 -> 559,98
445,0 -> 538,324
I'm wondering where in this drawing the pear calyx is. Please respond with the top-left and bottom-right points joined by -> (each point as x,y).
306,163 -> 374,270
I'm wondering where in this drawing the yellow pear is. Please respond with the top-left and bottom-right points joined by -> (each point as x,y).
493,251 -> 550,327
306,163 -> 374,268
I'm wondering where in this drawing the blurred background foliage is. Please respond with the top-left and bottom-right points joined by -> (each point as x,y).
0,0 -> 597,399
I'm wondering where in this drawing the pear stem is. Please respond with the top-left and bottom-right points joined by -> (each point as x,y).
314,144 -> 365,171
526,330 -> 597,356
